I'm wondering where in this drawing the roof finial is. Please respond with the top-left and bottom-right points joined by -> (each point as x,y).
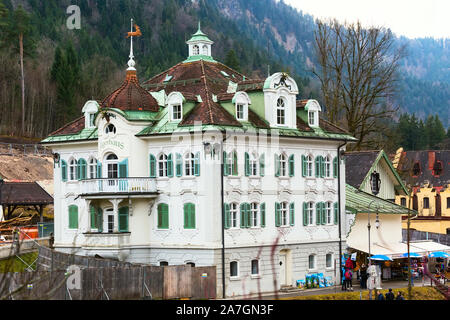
126,18 -> 142,71
198,20 -> 201,32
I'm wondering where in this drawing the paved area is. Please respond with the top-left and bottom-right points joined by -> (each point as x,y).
226,277 -> 435,300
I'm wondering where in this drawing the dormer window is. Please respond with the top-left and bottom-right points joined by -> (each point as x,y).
412,162 -> 421,176
82,100 -> 99,129
233,91 -> 250,122
172,104 -> 182,121
308,111 -> 316,126
433,161 -> 443,176
276,98 -> 286,125
89,114 -> 95,127
236,104 -> 245,121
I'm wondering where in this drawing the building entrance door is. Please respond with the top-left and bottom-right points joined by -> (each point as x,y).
104,208 -> 114,233
279,253 -> 286,286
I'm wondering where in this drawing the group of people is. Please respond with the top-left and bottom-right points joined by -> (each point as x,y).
377,288 -> 405,300
342,256 -> 355,291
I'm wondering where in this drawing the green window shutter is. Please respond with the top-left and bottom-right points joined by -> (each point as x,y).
232,151 -> 238,176
97,208 -> 103,232
334,202 -> 339,225
320,156 -> 325,178
289,154 -> 295,177
90,205 -> 97,229
315,157 -> 320,178
97,162 -> 102,178
118,206 -> 129,232
274,154 -> 280,177
259,154 -> 265,177
333,157 -> 338,178
176,153 -> 182,177
224,203 -> 230,229
167,154 -> 173,177
149,154 -> 156,178
260,203 -> 266,227
68,205 -> 78,229
321,202 -> 326,225
80,159 -> 87,180
316,202 -> 321,225
289,202 -> 295,226
194,152 -> 200,176
240,203 -> 246,228
223,152 -> 229,176
119,159 -> 128,178
61,160 -> 67,182
301,155 -> 306,177
246,203 -> 251,228
244,152 -> 250,176
184,203 -> 195,229
275,202 -> 281,227
303,202 -> 308,226
158,203 -> 169,229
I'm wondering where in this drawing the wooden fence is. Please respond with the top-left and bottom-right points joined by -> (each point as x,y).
3,246 -> 217,300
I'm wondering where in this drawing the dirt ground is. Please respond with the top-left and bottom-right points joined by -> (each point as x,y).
0,154 -> 53,182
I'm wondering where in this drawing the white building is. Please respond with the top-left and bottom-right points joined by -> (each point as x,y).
41,23 -> 356,298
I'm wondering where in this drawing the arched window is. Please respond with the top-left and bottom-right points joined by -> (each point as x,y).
69,159 -> 77,181
230,261 -> 239,278
308,254 -> 316,270
280,202 -> 288,226
324,156 -> 331,177
202,45 -> 208,55
105,123 -> 116,135
184,153 -> 195,176
276,98 -> 286,125
105,153 -> 118,180
193,45 -> 199,55
160,261 -> 169,266
187,262 -> 196,267
249,154 -> 258,176
88,158 -> 98,179
158,154 -> 168,177
279,154 -> 287,177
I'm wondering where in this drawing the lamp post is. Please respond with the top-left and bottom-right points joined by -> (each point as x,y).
367,170 -> 381,300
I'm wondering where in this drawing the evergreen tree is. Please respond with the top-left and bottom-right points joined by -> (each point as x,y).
0,1 -> 8,41
425,114 -> 446,149
224,49 -> 240,72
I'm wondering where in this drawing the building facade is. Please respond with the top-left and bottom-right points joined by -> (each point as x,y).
41,24 -> 356,298
393,148 -> 450,235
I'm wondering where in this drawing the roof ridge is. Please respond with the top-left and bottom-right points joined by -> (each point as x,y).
200,59 -> 214,124
48,115 -> 84,136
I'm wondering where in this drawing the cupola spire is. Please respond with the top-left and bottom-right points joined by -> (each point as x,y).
184,21 -> 215,63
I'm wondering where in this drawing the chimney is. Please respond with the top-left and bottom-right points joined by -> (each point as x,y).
428,151 -> 435,172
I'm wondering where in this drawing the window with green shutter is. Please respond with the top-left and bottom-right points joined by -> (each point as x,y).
78,159 -> 87,180
301,155 -> 306,177
194,152 -> 200,176
97,208 -> 103,232
244,152 -> 250,176
224,203 -> 231,229
288,155 -> 295,177
223,151 -> 229,176
315,156 -> 321,178
275,202 -> 281,227
97,161 -> 102,178
316,202 -> 322,225
68,205 -> 78,229
184,203 -> 196,229
321,202 -> 326,225
61,160 -> 68,182
260,203 -> 266,227
274,154 -> 280,177
333,157 -> 338,178
232,151 -> 238,176
167,154 -> 174,177
149,154 -> 156,178
157,203 -> 169,229
118,206 -> 129,232
90,205 -> 97,229
319,156 -> 325,178
240,203 -> 246,228
176,153 -> 182,177
334,202 -> 339,225
302,202 -> 308,226
259,154 -> 265,177
289,202 -> 295,226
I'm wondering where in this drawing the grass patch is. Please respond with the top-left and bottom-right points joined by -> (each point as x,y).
0,251 -> 38,273
282,287 -> 445,300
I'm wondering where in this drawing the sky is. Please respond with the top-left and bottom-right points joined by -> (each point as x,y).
283,0 -> 450,39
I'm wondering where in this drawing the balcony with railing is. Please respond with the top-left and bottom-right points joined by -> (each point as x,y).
80,178 -> 157,198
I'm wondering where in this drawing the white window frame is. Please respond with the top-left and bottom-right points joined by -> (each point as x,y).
325,202 -> 332,225
184,153 -> 195,176
105,153 -> 119,180
250,202 -> 259,227
326,253 -> 333,269
324,156 -> 331,178
236,103 -> 245,120
280,202 -> 288,226
202,44 -> 208,55
250,154 -> 258,176
171,104 -> 182,121
307,202 -> 314,226
193,45 -> 199,55
230,203 -> 238,228
69,159 -> 77,181
251,259 -> 260,276
158,154 -> 168,177
88,157 -> 97,179
306,155 -> 313,177
230,260 -> 239,278
308,254 -> 316,270
279,154 -> 287,177
276,97 -> 286,126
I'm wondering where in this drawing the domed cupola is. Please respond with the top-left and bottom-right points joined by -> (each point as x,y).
184,21 -> 216,63
101,19 -> 159,112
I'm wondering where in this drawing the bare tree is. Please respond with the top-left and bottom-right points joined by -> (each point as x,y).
313,19 -> 406,150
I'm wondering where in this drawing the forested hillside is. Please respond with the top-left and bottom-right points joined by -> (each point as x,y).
0,0 -> 448,141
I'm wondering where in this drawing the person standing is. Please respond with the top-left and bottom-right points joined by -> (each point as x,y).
396,291 -> 405,300
360,264 -> 368,289
385,288 -> 395,300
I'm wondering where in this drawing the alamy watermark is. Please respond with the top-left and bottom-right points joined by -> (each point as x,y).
66,5 -> 81,30
66,265 -> 81,290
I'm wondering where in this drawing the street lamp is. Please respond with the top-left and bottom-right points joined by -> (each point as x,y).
367,171 -> 381,300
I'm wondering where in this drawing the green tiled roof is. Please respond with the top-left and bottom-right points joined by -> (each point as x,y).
41,127 -> 98,144
346,184 -> 413,215
183,55 -> 217,63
